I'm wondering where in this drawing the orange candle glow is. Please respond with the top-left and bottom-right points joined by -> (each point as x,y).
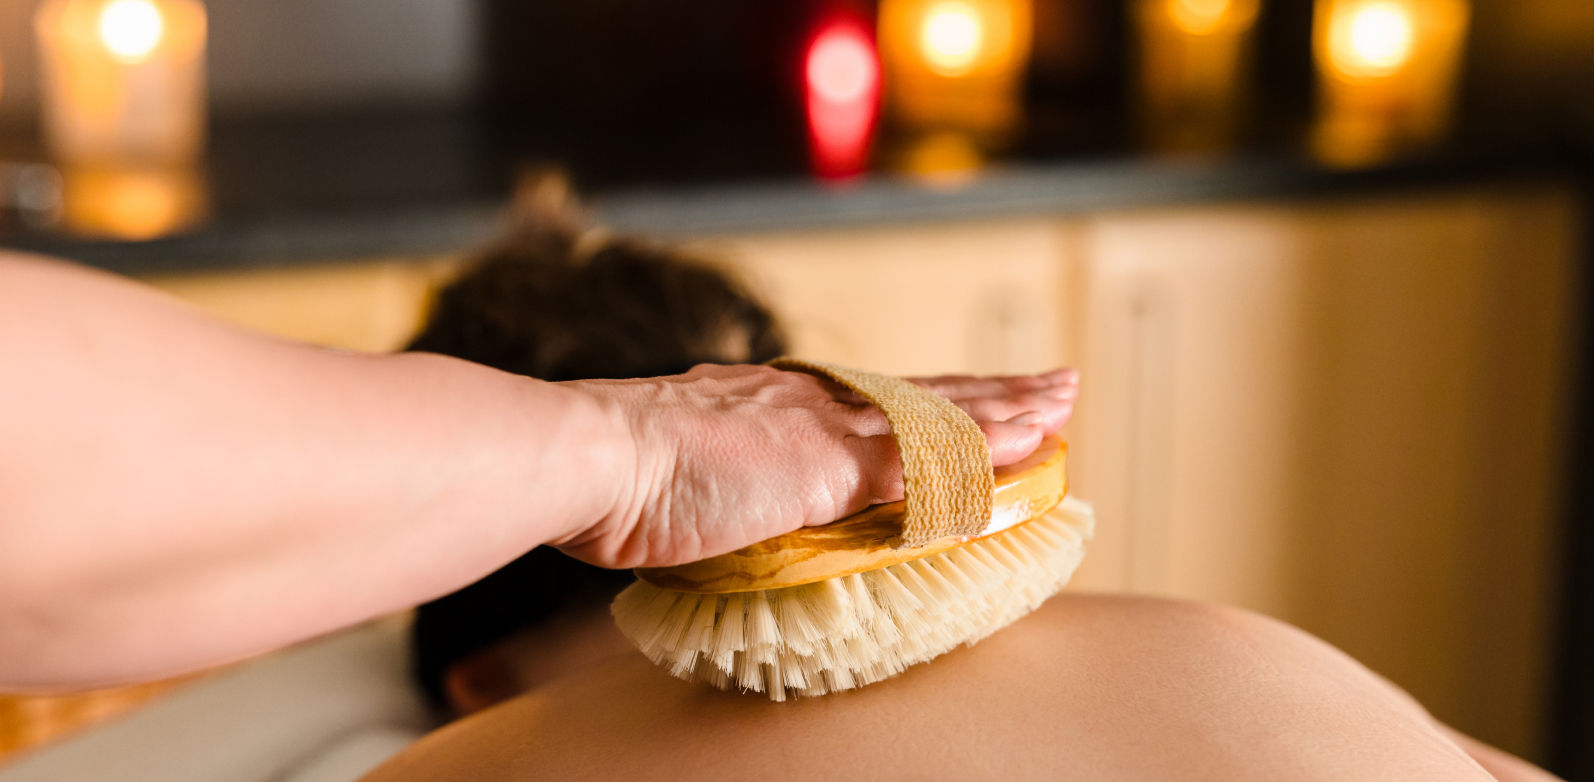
34,0 -> 207,165
58,164 -> 206,239
1310,0 -> 1469,166
878,0 -> 1031,176
1135,0 -> 1260,153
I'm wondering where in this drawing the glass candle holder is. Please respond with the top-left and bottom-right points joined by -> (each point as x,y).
34,0 -> 207,166
805,17 -> 881,180
878,0 -> 1032,174
1135,0 -> 1261,154
1310,0 -> 1470,167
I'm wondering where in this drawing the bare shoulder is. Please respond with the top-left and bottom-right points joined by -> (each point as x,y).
366,595 -> 1493,782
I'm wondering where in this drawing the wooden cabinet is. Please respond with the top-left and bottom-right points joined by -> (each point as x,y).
144,255 -> 461,353
693,218 -> 1078,378
710,185 -> 1578,761
9,183 -> 1566,765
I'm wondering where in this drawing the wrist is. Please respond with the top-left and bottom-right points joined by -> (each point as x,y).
539,378 -> 649,557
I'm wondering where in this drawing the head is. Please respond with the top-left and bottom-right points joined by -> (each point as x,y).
408,177 -> 786,716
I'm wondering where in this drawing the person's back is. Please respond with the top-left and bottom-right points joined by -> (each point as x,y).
368,593 -> 1543,781
388,177 -> 1555,782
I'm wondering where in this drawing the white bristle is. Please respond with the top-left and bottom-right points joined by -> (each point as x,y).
611,496 -> 1096,700
947,545 -> 996,586
867,566 -> 921,614
825,662 -> 855,691
682,594 -> 719,652
709,648 -> 735,676
809,578 -> 858,640
982,532 -> 1028,573
667,648 -> 698,679
734,650 -> 763,692
892,561 -> 939,610
711,592 -> 746,657
928,551 -> 977,598
774,587 -> 822,655
766,662 -> 787,702
843,573 -> 875,625
965,542 -> 1013,589
636,594 -> 692,664
746,591 -> 780,648
909,558 -> 968,618
778,651 -> 809,690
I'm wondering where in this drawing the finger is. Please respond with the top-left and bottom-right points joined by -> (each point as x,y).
950,391 -> 1073,422
955,398 -> 1074,435
844,414 -> 1050,517
911,368 -> 1079,401
845,432 -> 904,507
982,418 -> 1047,466
832,380 -> 1073,408
846,420 -> 1044,508
767,370 -> 875,407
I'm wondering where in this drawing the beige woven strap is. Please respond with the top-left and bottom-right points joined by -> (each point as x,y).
768,358 -> 994,548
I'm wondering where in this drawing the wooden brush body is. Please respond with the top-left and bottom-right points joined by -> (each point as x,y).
613,437 -> 1094,700
636,438 -> 1068,593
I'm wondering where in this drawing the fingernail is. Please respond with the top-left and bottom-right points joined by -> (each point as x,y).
1041,368 -> 1080,385
1005,411 -> 1044,426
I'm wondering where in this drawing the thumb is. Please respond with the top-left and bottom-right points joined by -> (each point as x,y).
844,412 -> 1045,515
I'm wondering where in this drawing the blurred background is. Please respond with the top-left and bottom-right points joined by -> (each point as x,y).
0,0 -> 1591,777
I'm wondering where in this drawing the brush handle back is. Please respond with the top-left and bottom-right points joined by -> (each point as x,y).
634,436 -> 1068,593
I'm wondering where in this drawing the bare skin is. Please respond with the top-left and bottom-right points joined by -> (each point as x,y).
373,595 -> 1561,782
0,254 -> 1076,690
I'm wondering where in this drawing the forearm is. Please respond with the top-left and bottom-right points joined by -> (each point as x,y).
0,255 -> 626,689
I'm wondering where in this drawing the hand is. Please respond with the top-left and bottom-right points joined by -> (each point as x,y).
553,364 -> 1078,569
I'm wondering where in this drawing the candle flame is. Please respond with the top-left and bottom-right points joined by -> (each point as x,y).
1330,1 -> 1414,78
809,27 -> 877,104
99,0 -> 163,63
1169,0 -> 1234,36
921,1 -> 984,76
806,20 -> 880,179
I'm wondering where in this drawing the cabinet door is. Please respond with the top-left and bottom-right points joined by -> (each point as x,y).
145,257 -> 459,352
1071,188 -> 1577,761
704,217 -> 1078,377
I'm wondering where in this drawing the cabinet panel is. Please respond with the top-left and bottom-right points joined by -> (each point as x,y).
703,218 -> 1078,377
715,189 -> 1576,760
144,256 -> 460,352
1070,189 -> 1577,761
1068,209 -> 1313,617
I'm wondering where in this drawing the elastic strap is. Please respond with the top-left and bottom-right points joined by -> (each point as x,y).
768,358 -> 994,548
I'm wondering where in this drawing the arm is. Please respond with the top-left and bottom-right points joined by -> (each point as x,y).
0,254 -> 1075,690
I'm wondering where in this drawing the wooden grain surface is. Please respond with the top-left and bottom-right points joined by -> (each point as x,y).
636,437 -> 1067,593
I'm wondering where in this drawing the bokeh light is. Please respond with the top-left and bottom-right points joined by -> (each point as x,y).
1312,0 -> 1469,166
808,26 -> 876,104
1330,1 -> 1415,78
61,165 -> 205,239
98,0 -> 164,63
805,20 -> 879,179
1169,0 -> 1236,36
920,1 -> 984,76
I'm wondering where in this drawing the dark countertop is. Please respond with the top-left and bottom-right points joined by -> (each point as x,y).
0,108 -> 1582,277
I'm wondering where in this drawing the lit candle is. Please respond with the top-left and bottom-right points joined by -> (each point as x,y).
805,18 -> 881,179
1311,0 -> 1470,166
34,0 -> 207,166
1134,0 -> 1261,153
878,0 -> 1032,176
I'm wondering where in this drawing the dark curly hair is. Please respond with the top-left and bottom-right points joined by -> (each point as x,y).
407,174 -> 786,708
